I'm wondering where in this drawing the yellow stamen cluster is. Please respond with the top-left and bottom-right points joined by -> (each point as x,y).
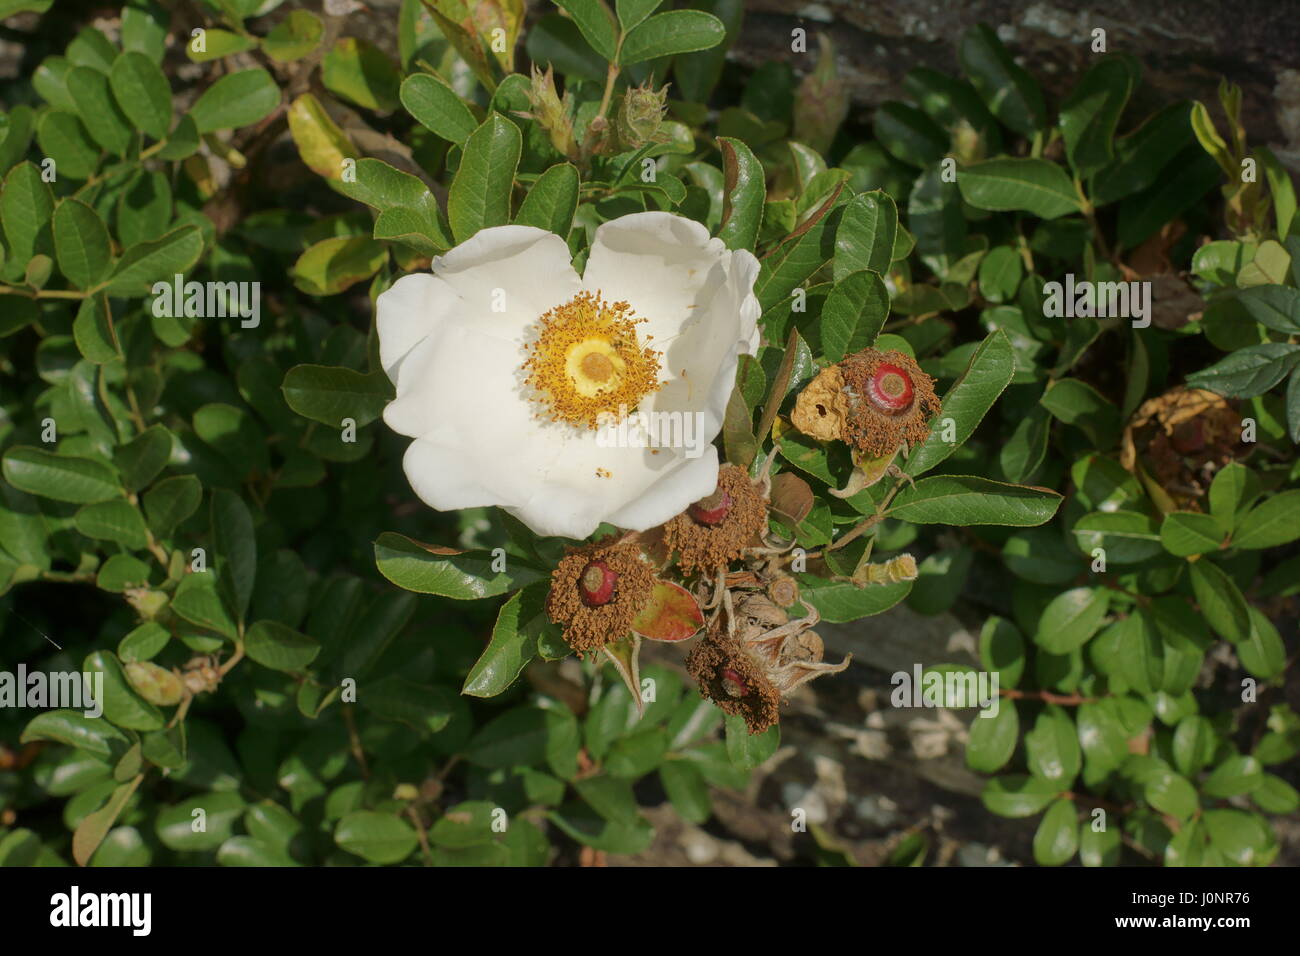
521,291 -> 661,428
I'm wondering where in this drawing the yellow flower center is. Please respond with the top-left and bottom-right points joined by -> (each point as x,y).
522,291 -> 661,428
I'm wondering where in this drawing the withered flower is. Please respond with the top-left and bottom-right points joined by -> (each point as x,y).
1120,386 -> 1249,511
547,536 -> 655,656
686,592 -> 849,734
660,464 -> 768,574
793,348 -> 940,459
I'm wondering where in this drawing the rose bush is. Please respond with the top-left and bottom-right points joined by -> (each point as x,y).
0,0 -> 1294,868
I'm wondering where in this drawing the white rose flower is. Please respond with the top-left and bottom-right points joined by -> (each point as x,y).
376,211 -> 762,539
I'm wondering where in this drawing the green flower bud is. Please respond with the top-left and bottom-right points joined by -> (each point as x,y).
125,661 -> 185,707
526,65 -> 578,160
615,81 -> 669,150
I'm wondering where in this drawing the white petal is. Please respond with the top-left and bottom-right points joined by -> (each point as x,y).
581,211 -> 731,345
376,273 -> 456,387
385,322 -> 560,506
431,225 -> 580,341
603,446 -> 719,531
507,438 -> 720,539
644,246 -> 762,441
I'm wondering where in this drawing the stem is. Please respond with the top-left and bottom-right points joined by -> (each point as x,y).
597,60 -> 621,121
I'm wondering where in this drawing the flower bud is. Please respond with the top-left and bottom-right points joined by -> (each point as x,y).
615,80 -> 669,150
125,661 -> 184,707
527,65 -> 578,160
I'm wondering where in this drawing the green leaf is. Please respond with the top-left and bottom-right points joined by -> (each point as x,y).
1091,102 -> 1193,205
1172,715 -> 1217,777
1253,774 -> 1300,814
36,110 -> 99,180
1188,559 -> 1250,644
157,792 -> 245,851
187,29 -> 256,62
245,620 -> 320,672
467,706 -> 579,777
1059,57 -> 1134,175
1203,808 -> 1275,866
189,68 -> 279,133
905,329 -> 1015,476
619,10 -> 725,65
659,760 -> 710,823
67,65 -> 133,155
108,51 -> 171,140
959,24 -> 1045,137
171,572 -> 237,639
554,0 -> 618,61
113,424 -> 171,494
84,650 -> 165,730
143,474 -> 201,537
1071,510 -> 1162,564
1079,822 -> 1122,867
515,162 -> 580,237
1185,343 -> 1300,399
400,72 -> 477,145
74,499 -> 148,549
1239,607 -> 1286,680
1025,705 -> 1081,785
320,38 -> 401,111
958,158 -> 1083,219
754,184 -> 844,310
1144,767 -> 1199,820
334,810 -> 418,863
981,774 -> 1057,818
1233,491 -> 1300,549
1203,755 -> 1263,799
106,225 -> 205,295
1034,587 -> 1109,655
724,713 -> 778,768
1234,284 -> 1300,335
873,102 -> 948,167
796,577 -> 912,623
448,114 -> 521,243
1115,145 -> 1221,249
1159,511 -> 1224,556
2,446 -> 120,503
262,9 -> 324,63
888,475 -> 1062,526
716,136 -> 765,252
525,13 -> 606,83
462,583 -> 550,697
117,169 -> 173,246
72,294 -> 121,363
1,162 -> 55,265
820,270 -> 889,362
967,701 -> 1018,773
1033,797 -> 1078,865
22,710 -> 130,761
291,237 -> 388,296
1039,378 -> 1121,447
374,531 -> 546,599
834,189 -> 897,279
1208,462 -> 1260,533
281,364 -> 393,428
212,488 -> 256,624
53,199 -> 112,289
